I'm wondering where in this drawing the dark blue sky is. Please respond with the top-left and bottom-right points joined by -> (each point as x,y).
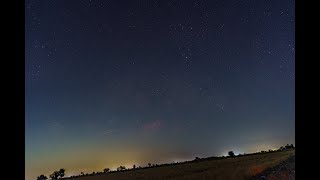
25,0 -> 294,179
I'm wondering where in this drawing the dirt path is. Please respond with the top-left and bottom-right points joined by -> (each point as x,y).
249,155 -> 295,180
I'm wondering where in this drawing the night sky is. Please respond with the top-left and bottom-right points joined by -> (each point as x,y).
25,0 -> 295,179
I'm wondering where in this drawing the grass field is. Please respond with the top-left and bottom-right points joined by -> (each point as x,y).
65,149 -> 295,180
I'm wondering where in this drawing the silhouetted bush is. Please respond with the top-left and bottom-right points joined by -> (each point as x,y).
103,168 -> 110,173
37,175 -> 48,180
285,144 -> 294,149
228,151 -> 235,157
279,144 -> 294,151
117,166 -> 126,171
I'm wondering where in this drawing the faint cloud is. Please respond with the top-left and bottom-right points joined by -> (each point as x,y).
45,120 -> 65,135
101,129 -> 119,136
46,120 -> 64,130
103,129 -> 114,135
143,120 -> 163,131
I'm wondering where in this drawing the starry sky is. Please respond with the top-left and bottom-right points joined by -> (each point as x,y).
25,0 -> 295,179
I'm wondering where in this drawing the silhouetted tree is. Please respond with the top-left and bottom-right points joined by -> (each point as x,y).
59,168 -> 65,178
49,168 -> 65,180
148,163 -> 151,167
103,168 -> 110,173
228,151 -> 235,157
133,165 -> 136,169
117,166 -> 126,171
195,157 -> 200,161
285,144 -> 294,149
49,171 -> 59,180
80,172 -> 84,176
37,175 -> 48,180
